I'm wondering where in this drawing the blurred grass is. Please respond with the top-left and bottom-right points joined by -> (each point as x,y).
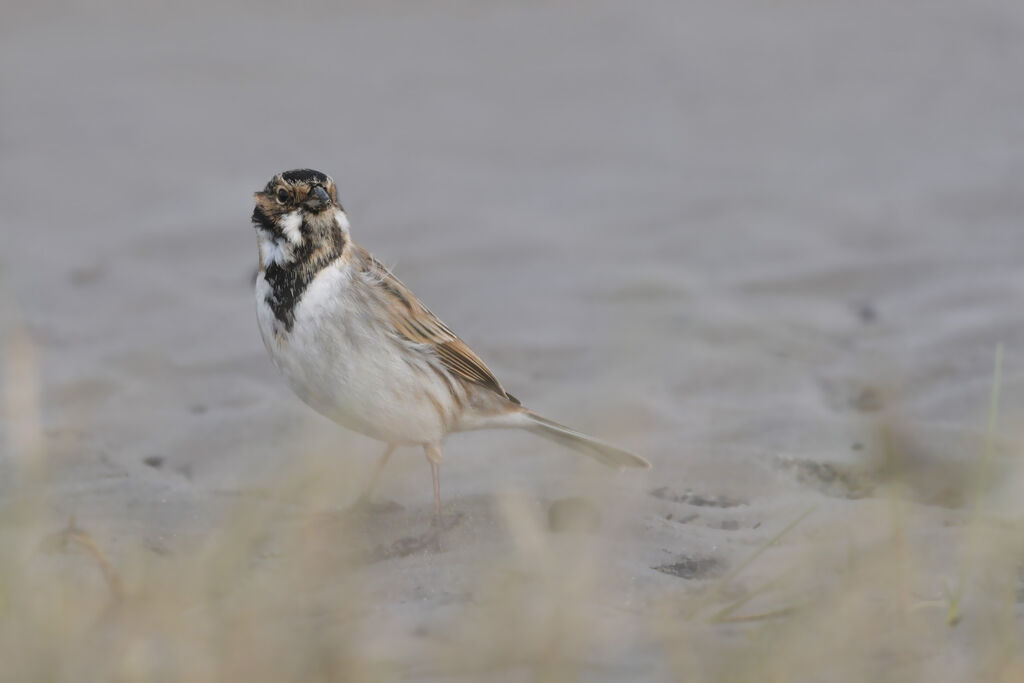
3,298 -> 1024,682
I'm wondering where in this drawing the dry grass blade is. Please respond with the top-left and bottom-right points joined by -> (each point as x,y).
947,343 -> 1003,627
684,505 -> 816,621
35,517 -> 123,601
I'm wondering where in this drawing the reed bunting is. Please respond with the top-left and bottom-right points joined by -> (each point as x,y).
252,169 -> 649,519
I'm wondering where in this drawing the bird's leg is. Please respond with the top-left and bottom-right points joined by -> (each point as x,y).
356,444 -> 396,505
424,444 -> 443,522
431,461 -> 441,518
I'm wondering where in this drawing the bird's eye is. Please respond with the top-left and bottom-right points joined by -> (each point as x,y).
275,188 -> 290,204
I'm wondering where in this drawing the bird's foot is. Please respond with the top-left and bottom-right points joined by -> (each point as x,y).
431,510 -> 463,531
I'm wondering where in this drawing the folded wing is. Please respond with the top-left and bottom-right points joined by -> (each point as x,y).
362,251 -> 520,405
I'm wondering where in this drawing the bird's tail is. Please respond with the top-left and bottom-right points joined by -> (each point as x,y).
522,411 -> 651,469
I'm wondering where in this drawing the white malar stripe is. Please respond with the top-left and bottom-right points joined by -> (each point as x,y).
334,209 -> 351,231
280,211 -> 303,246
261,240 -> 287,266
258,228 -> 294,266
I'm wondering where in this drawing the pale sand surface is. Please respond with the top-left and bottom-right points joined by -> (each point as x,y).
3,0 -> 1024,679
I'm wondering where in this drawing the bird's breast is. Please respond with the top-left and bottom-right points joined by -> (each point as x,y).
255,261 -> 453,444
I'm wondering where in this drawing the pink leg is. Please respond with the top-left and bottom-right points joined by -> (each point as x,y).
424,444 -> 443,520
357,444 -> 396,504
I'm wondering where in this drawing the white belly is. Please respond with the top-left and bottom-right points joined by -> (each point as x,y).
255,263 -> 451,445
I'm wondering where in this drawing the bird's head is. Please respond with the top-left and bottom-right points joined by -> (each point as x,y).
252,168 -> 349,267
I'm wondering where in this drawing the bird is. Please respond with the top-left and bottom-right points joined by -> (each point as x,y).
251,168 -> 650,520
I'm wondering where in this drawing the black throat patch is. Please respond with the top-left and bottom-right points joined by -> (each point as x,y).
254,207 -> 346,332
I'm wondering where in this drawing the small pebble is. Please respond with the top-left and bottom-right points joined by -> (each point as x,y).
142,455 -> 164,469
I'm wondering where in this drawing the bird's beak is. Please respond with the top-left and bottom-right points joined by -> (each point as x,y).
303,185 -> 332,211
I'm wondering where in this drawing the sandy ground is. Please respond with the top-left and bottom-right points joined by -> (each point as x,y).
3,0 -> 1024,679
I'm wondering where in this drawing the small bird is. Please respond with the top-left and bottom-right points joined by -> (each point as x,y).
252,169 -> 649,519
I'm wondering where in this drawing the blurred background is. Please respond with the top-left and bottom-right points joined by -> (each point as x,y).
3,1 -> 1024,680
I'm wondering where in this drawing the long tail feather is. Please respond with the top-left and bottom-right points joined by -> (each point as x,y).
523,411 -> 651,469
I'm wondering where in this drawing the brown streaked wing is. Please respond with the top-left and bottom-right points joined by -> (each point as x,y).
368,256 -> 519,404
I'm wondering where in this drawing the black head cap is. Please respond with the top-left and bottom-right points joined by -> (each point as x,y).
281,169 -> 331,185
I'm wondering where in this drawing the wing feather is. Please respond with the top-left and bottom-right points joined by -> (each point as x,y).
361,251 -> 519,404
